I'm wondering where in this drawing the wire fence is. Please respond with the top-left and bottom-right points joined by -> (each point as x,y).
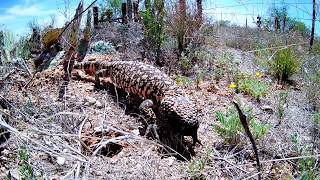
202,0 -> 318,31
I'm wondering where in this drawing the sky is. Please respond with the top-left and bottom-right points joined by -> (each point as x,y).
0,0 -> 317,37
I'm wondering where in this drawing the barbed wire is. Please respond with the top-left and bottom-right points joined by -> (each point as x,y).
204,2 -> 313,10
204,12 -> 316,22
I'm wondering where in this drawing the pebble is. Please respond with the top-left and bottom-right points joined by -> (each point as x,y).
95,101 -> 103,109
166,157 -> 176,166
56,156 -> 66,165
261,105 -> 273,112
131,129 -> 140,135
84,97 -> 96,105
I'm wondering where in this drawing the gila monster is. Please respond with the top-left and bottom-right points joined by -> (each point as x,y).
73,60 -> 201,146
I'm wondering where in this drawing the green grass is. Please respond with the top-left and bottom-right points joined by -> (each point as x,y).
278,91 -> 289,120
314,112 -> 320,126
269,48 -> 301,82
176,74 -> 192,87
214,107 -> 271,144
291,133 -> 320,180
17,149 -> 37,180
188,150 -> 211,179
238,78 -> 270,101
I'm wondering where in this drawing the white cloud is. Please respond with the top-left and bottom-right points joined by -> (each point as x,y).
0,15 -> 15,23
6,5 -> 56,17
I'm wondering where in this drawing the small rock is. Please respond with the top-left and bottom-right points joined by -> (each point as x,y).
85,86 -> 95,92
8,168 -> 19,180
56,156 -> 66,165
261,105 -> 273,112
166,157 -> 175,166
84,97 -> 96,105
106,106 -> 112,111
131,129 -> 140,135
95,101 -> 103,109
94,126 -> 103,132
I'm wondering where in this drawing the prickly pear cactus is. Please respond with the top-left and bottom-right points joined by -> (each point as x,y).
1,30 -> 15,63
90,41 -> 116,55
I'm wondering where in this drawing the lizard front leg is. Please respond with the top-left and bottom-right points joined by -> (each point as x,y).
94,69 -> 109,89
139,99 -> 160,140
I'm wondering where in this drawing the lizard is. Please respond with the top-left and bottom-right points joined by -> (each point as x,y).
73,60 -> 201,146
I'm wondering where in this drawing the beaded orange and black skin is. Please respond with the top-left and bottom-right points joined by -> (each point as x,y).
74,60 -> 201,145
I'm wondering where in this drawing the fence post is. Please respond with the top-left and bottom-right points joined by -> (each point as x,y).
133,0 -> 139,22
245,17 -> 247,28
256,16 -> 261,28
93,6 -> 99,29
274,16 -> 279,33
282,16 -> 286,32
122,2 -> 127,24
127,0 -> 132,22
310,0 -> 316,51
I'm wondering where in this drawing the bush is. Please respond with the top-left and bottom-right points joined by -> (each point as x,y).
176,74 -> 192,87
214,108 -> 271,144
311,41 -> 320,55
16,149 -> 37,180
238,78 -> 270,101
314,112 -> 320,126
17,36 -> 31,60
89,40 -> 116,55
142,0 -> 164,61
291,133 -> 320,179
278,91 -> 289,120
269,48 -> 301,81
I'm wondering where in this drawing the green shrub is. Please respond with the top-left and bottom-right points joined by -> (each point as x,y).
291,133 -> 320,179
180,52 -> 192,72
142,0 -> 164,61
1,30 -> 15,63
311,41 -> 320,55
238,79 -> 270,101
214,108 -> 271,144
17,36 -> 31,60
176,74 -> 192,87
269,48 -> 301,81
188,150 -> 211,179
18,149 -> 37,180
314,112 -> 320,126
278,91 -> 289,120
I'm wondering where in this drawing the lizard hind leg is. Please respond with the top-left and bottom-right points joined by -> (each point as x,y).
139,99 -> 160,140
94,69 -> 109,90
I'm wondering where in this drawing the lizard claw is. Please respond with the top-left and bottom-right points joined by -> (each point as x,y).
192,133 -> 202,146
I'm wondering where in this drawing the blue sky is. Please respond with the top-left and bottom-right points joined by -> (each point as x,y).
0,0 -> 92,37
0,0 -> 317,37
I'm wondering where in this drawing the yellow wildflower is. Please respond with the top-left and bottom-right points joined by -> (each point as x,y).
255,72 -> 263,78
229,83 -> 237,89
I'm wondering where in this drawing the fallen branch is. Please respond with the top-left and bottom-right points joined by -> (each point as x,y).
233,100 -> 261,180
92,134 -> 132,156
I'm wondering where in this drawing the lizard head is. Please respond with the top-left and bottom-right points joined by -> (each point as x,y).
73,61 -> 102,76
160,91 -> 201,146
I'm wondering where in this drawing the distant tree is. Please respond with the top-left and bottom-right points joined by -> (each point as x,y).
286,18 -> 310,36
262,5 -> 288,32
178,0 -> 187,53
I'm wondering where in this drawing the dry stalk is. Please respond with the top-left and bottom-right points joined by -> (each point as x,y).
92,134 -> 132,156
233,100 -> 261,180
0,118 -> 88,162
